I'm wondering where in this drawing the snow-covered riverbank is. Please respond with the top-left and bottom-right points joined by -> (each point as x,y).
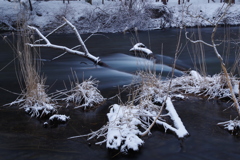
1,0 -> 240,33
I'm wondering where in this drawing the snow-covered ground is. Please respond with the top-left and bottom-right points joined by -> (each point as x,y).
1,0 -> 240,33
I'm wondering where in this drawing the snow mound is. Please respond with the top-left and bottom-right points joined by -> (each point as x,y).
129,43 -> 153,56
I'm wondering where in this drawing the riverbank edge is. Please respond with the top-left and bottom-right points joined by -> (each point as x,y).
1,1 -> 240,34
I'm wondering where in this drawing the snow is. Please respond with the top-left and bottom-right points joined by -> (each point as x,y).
165,97 -> 189,138
106,104 -> 144,152
1,0 -> 240,33
49,114 -> 70,122
189,70 -> 203,81
218,119 -> 240,133
7,83 -> 58,118
129,43 -> 153,55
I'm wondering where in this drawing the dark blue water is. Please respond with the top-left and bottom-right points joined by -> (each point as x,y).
0,26 -> 240,160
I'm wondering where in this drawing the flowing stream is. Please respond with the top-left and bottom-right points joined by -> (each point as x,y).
0,26 -> 240,160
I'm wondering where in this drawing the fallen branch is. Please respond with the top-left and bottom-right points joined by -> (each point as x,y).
27,18 -> 108,67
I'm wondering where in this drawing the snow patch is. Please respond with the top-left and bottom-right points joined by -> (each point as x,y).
49,114 -> 70,122
130,43 -> 153,55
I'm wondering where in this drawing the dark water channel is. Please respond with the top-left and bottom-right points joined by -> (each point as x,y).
0,26 -> 240,160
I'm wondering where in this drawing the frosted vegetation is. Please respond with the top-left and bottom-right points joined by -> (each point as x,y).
1,0 -> 240,33
2,0 -> 240,155
61,77 -> 106,109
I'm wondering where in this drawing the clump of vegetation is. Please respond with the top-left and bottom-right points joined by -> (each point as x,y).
7,22 -> 59,118
61,77 -> 106,110
69,70 -> 189,153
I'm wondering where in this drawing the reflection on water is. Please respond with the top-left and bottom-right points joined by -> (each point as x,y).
0,27 -> 240,159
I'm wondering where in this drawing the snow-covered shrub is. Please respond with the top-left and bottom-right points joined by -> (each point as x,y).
106,104 -> 145,153
171,71 -> 239,100
62,77 -> 105,110
9,83 -> 58,118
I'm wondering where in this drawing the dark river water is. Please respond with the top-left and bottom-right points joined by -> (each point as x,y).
0,26 -> 240,160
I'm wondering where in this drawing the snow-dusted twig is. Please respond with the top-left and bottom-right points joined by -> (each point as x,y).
63,17 -> 90,57
34,22 -> 67,44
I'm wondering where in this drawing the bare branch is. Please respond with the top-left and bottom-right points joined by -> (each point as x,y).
185,32 -> 213,47
26,21 -> 106,65
63,17 -> 90,56
28,25 -> 50,45
34,22 -> 67,44
51,45 -> 81,61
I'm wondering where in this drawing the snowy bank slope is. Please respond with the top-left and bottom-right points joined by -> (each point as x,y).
0,0 -> 240,33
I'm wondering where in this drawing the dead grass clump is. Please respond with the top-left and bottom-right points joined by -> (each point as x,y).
7,12 -> 58,118
62,77 -> 106,110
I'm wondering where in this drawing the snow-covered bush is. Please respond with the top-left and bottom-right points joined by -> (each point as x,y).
171,71 -> 239,100
106,104 -> 145,153
62,77 -> 105,110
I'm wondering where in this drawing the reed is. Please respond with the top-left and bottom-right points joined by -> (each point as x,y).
7,11 -> 58,118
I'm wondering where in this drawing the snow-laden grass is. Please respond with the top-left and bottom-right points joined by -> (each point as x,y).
171,70 -> 239,100
8,83 -> 58,118
69,71 -> 192,153
61,77 -> 105,110
69,69 -> 240,153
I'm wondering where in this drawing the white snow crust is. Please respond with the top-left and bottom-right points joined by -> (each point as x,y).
49,114 -> 70,122
1,0 -> 240,33
129,43 -> 153,55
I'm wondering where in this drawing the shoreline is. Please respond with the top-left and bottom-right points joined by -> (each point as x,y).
1,1 -> 240,34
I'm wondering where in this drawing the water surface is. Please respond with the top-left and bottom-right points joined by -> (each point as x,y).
0,27 -> 240,160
